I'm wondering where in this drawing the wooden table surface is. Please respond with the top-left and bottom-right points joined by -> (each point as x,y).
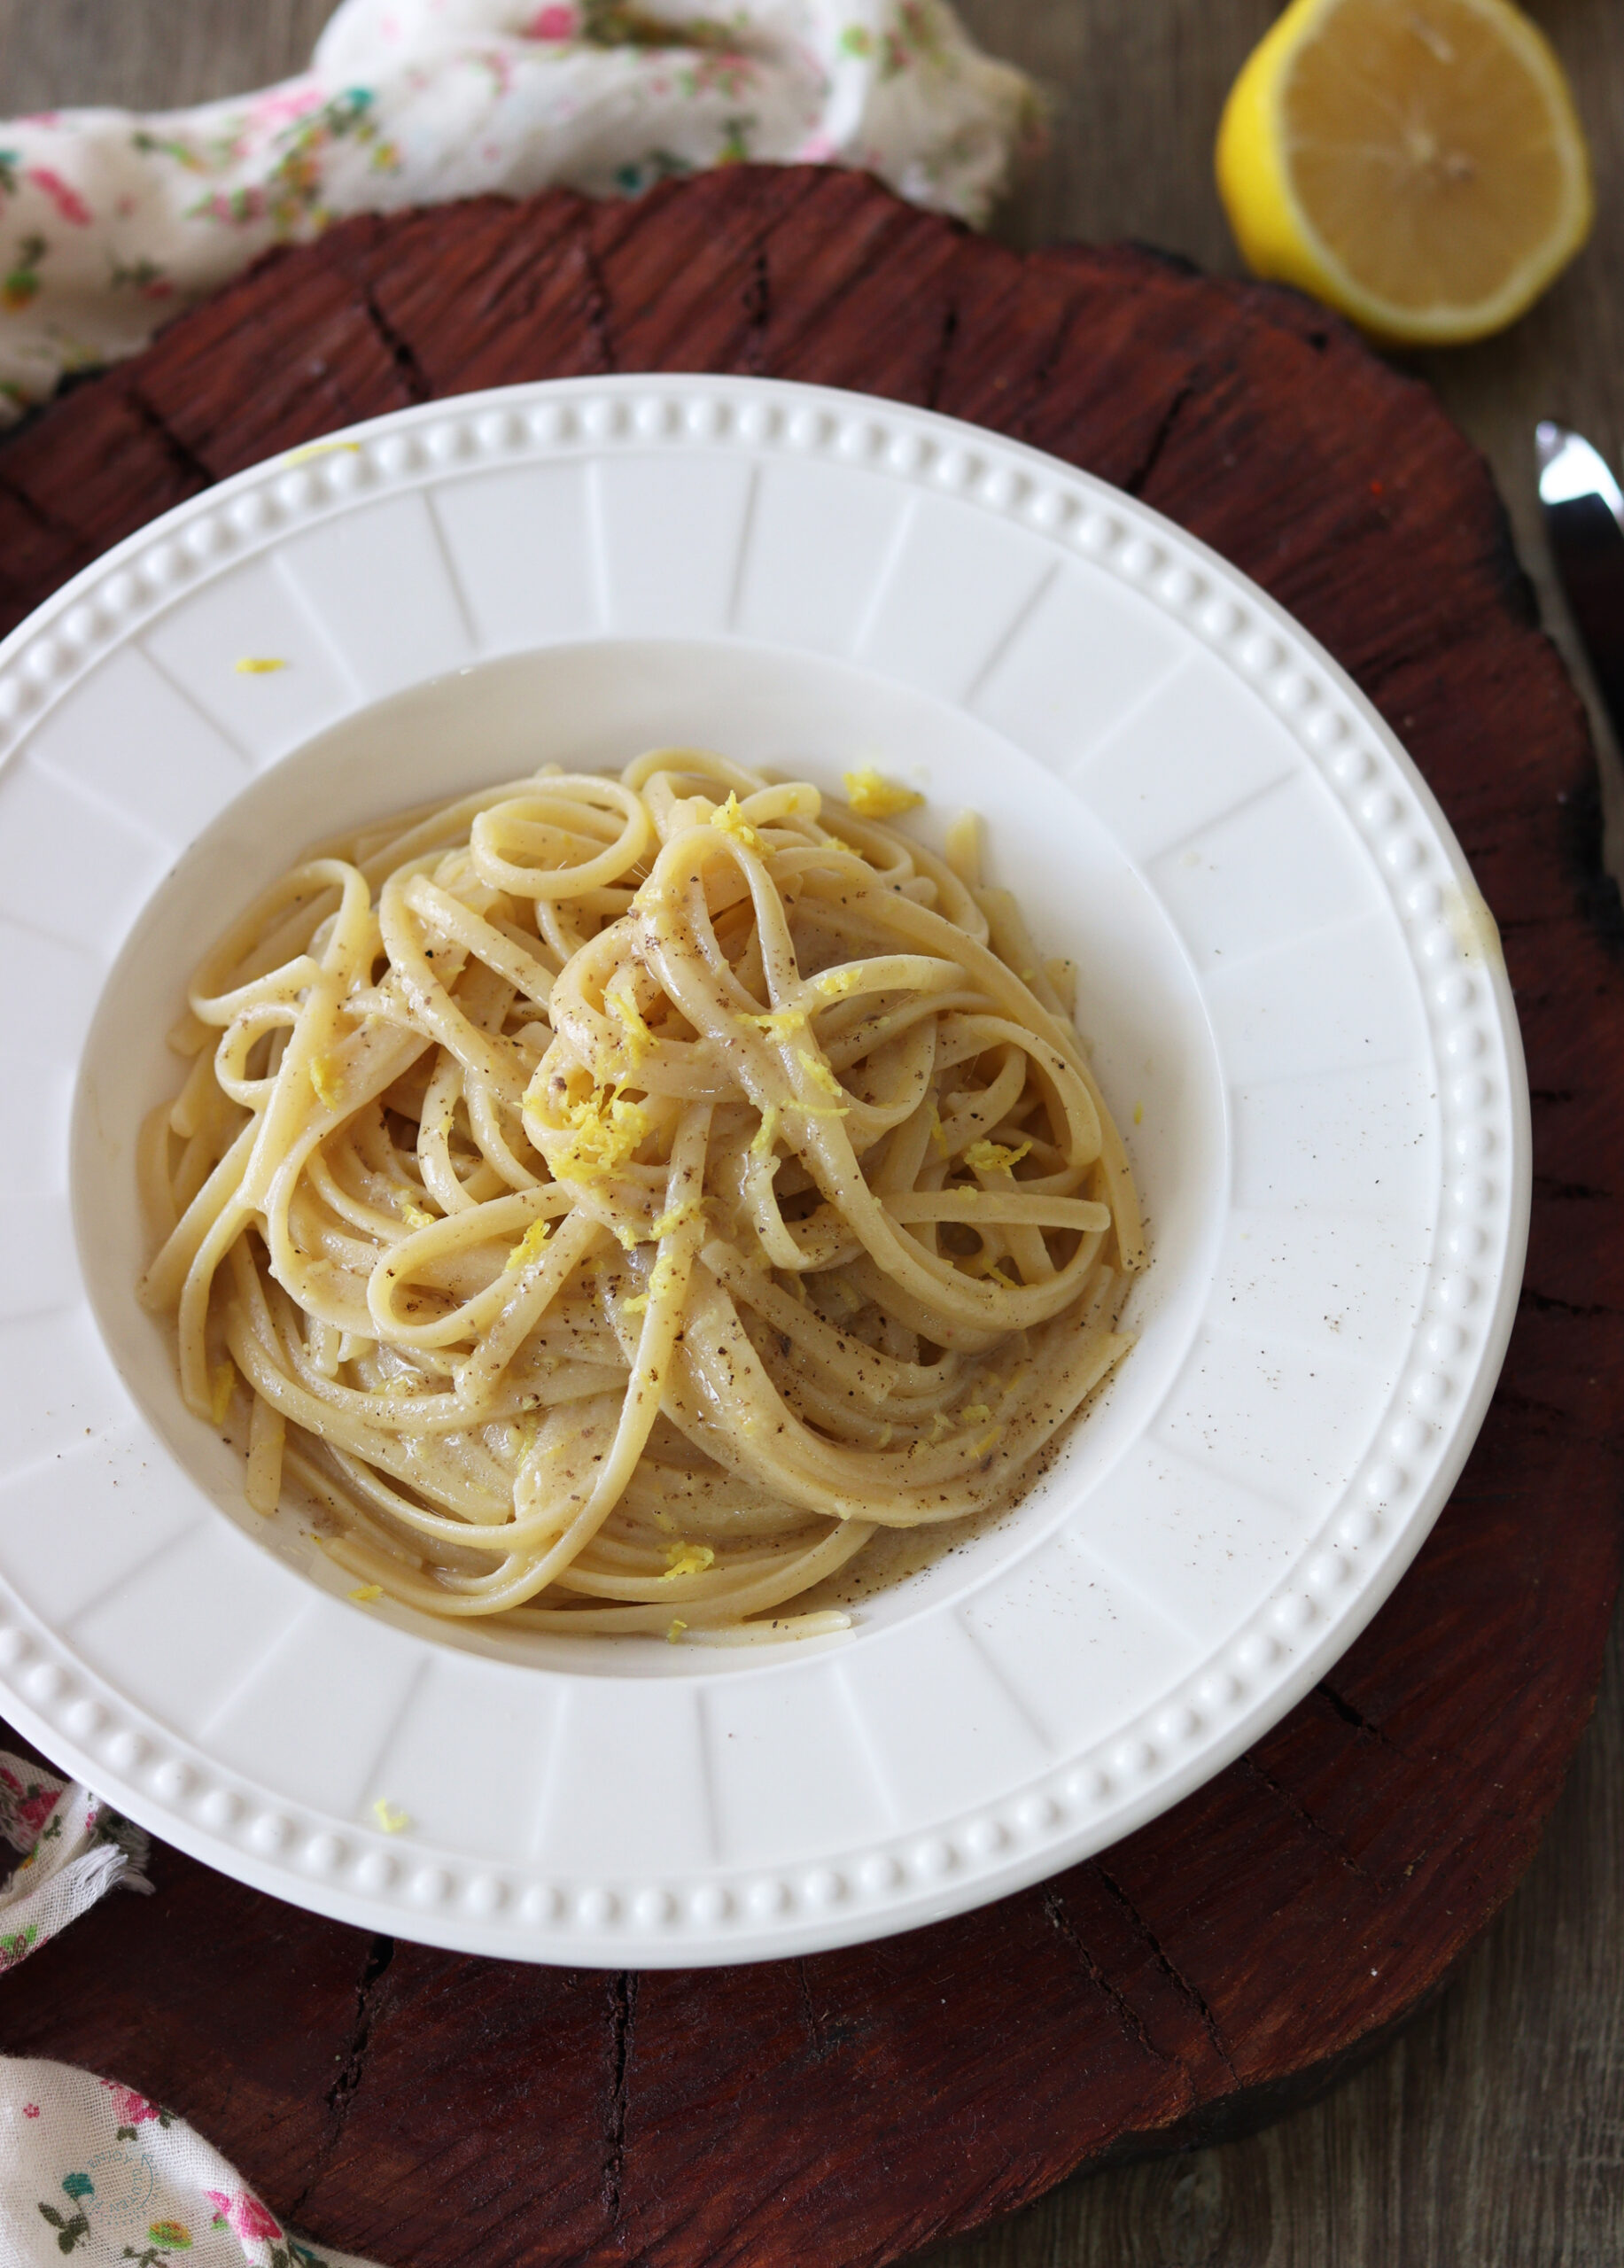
0,4 -> 1619,2264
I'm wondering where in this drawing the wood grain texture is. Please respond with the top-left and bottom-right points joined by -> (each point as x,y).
0,4 -> 1620,2262
0,162 -> 1617,2268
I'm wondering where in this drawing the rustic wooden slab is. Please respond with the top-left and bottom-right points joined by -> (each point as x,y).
0,167 -> 1618,2268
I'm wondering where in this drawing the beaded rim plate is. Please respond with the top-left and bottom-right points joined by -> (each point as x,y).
0,376 -> 1527,1965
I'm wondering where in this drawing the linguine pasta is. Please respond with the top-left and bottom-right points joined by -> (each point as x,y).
139,750 -> 1144,1643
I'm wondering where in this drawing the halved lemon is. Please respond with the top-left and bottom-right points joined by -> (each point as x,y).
1216,0 -> 1592,345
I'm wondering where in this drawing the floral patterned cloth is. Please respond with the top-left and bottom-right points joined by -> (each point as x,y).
0,1754 -> 151,1975
0,2059 -> 382,2265
0,0 -> 1037,417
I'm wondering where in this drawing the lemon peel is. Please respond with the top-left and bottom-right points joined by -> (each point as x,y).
843,766 -> 923,819
605,979 -> 654,1066
309,1053 -> 343,1112
710,792 -> 761,850
742,1005 -> 808,1037
505,1216 -> 553,1273
796,1050 -> 846,1102
651,1196 -> 703,1239
964,1137 -> 1031,1175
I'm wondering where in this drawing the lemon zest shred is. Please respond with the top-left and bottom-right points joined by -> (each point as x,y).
663,1541 -> 715,1580
928,1104 -> 949,1158
651,1196 -> 703,1239
372,1798 -> 410,1834
666,1618 -> 688,1643
348,1583 -> 383,1604
960,1402 -> 991,1425
606,979 -> 654,1066
548,1087 -> 650,1186
309,1053 -> 343,1112
750,1104 -> 780,1161
624,1292 -> 649,1315
400,1200 -> 433,1231
1133,1101 -> 1145,1126
709,792 -> 761,850
814,967 -> 866,999
234,656 -> 288,675
742,1005 -> 808,1037
505,1216 -> 553,1273
964,1137 -> 1032,1176
971,1425 -> 1005,1458
796,1049 -> 846,1102
284,439 -> 362,465
843,765 -> 923,819
929,1410 -> 954,1440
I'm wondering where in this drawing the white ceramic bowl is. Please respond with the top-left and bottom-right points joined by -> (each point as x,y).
0,377 -> 1527,1964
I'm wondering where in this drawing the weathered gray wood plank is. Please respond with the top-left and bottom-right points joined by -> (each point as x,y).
0,6 -> 1618,2264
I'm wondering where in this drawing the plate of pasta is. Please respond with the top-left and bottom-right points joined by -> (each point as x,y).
0,376 -> 1527,1963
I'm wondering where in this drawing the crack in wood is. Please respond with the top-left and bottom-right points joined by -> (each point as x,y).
1520,1285 -> 1620,1319
577,213 -> 620,376
1002,277 -> 1094,439
1091,1862 -> 1239,2082
603,1969 -> 639,2226
120,382 -> 220,490
924,297 -> 960,414
1239,1752 -> 1369,1881
1493,1386 -> 1584,1425
1040,1886 -> 1179,2078
1315,1680 -> 1404,1755
1122,377 -> 1198,497
794,1955 -> 830,2062
1315,1679 -> 1485,1788
357,284 -> 433,403
285,1932 -> 395,2223
742,244 -> 771,375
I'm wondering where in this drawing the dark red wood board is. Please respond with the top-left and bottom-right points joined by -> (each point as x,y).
0,166 -> 1618,2268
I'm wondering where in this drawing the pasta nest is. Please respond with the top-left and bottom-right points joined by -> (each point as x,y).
140,749 -> 1144,1642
